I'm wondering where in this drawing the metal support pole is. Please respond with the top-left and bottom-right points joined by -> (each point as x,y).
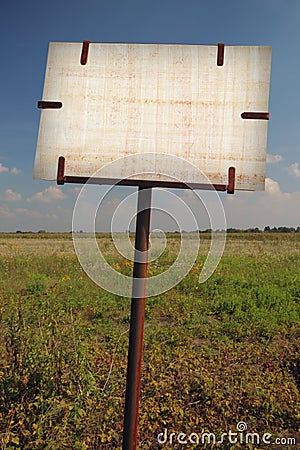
122,186 -> 152,450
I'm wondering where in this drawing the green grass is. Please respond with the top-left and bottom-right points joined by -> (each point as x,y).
0,233 -> 299,449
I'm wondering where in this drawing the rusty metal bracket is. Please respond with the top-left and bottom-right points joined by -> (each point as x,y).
80,40 -> 90,65
241,112 -> 270,120
217,43 -> 225,66
55,156 -> 236,194
57,156 -> 66,185
37,101 -> 63,109
227,166 -> 235,194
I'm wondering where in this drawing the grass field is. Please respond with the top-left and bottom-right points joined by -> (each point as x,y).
0,233 -> 299,449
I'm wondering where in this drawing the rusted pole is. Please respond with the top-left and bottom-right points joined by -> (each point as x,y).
122,186 -> 152,450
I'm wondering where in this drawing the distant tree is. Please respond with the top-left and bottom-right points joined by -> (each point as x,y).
264,226 -> 270,232
227,228 -> 240,233
247,227 -> 261,233
296,226 -> 300,233
277,227 -> 295,233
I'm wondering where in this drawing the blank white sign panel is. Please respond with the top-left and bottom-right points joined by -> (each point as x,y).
34,42 -> 271,190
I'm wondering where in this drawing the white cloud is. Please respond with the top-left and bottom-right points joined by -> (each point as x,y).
266,154 -> 283,164
3,189 -> 22,202
68,186 -> 82,194
0,163 -> 9,173
0,163 -> 21,174
264,178 -> 292,199
0,205 -> 15,218
224,178 -> 300,228
11,167 -> 21,175
288,162 -> 300,178
28,186 -> 67,203
265,177 -> 281,194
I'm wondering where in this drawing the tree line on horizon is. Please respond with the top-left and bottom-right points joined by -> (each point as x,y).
222,226 -> 300,233
10,226 -> 300,234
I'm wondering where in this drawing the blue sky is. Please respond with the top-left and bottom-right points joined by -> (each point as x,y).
0,0 -> 300,231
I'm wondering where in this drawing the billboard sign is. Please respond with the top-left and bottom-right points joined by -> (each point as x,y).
34,42 -> 271,190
